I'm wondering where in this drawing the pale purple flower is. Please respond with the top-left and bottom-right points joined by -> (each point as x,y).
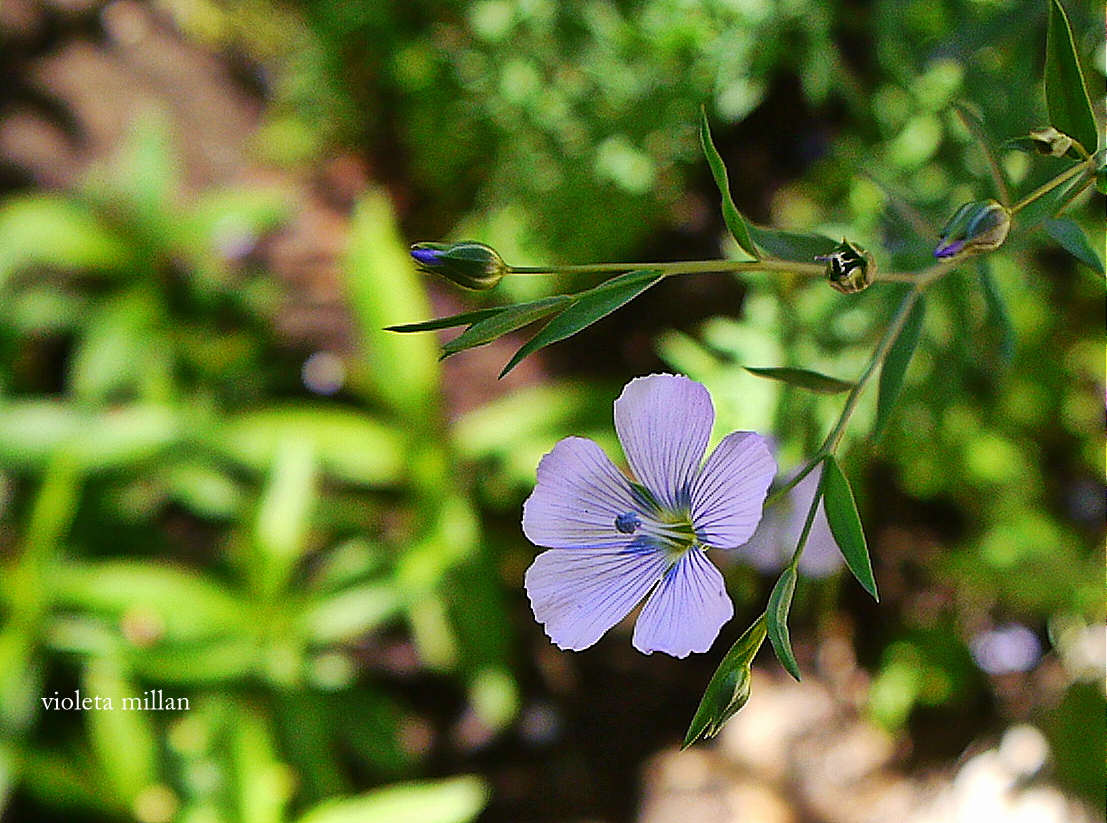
522,374 -> 776,658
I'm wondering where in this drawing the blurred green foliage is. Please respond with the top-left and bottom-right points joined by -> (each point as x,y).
0,0 -> 1103,820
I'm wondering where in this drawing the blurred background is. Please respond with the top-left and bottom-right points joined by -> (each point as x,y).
0,1 -> 1103,822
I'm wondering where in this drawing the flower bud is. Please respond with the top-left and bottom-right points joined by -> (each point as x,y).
409,241 -> 507,290
816,240 -> 875,294
933,200 -> 1011,259
1027,126 -> 1074,158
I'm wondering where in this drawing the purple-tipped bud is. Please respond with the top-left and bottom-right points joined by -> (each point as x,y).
409,241 -> 507,290
934,200 -> 1011,259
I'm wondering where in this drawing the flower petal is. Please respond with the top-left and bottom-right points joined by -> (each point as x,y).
632,548 -> 733,657
522,436 -> 644,549
525,543 -> 670,651
614,374 -> 713,511
690,431 -> 776,549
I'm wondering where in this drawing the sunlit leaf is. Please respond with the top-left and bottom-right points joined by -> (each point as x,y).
302,583 -> 401,643
52,561 -> 247,643
500,269 -> 663,376
346,191 -> 439,418
1045,0 -> 1098,154
766,568 -> 801,681
875,294 -> 925,438
744,366 -> 853,394
218,406 -> 405,488
821,456 -> 878,601
0,195 -> 134,291
683,614 -> 767,747
441,296 -> 574,357
295,776 -> 488,823
699,109 -> 758,259
1044,217 -> 1105,275
83,657 -> 159,804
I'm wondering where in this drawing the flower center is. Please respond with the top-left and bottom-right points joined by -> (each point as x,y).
647,511 -> 699,561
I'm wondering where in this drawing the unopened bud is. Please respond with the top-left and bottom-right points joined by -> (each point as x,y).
816,240 -> 875,294
1027,126 -> 1074,158
410,241 -> 507,290
934,200 -> 1011,259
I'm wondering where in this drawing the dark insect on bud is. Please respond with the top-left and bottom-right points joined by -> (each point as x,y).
816,240 -> 875,294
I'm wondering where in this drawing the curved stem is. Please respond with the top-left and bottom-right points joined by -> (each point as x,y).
1010,159 -> 1093,215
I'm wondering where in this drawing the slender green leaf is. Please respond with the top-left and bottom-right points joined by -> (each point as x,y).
976,261 -> 1016,368
683,615 -> 767,747
441,296 -> 574,357
83,657 -> 159,804
500,270 -> 664,376
746,224 -> 840,262
874,295 -> 925,438
821,457 -> 878,601
1045,0 -> 1098,153
386,308 -> 502,333
1044,217 -> 1105,275
699,109 -> 758,258
744,366 -> 854,394
766,568 -> 801,681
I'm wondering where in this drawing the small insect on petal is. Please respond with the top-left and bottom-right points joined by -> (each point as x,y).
615,512 -> 641,534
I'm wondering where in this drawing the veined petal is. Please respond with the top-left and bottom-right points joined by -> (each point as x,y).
690,431 -> 776,549
522,436 -> 642,549
614,374 -> 713,512
632,548 -> 733,658
525,544 -> 670,651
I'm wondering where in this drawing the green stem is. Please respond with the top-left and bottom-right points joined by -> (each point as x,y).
1010,159 -> 1093,215
512,257 -> 922,283
510,258 -> 828,277
766,277 -> 933,506
785,475 -> 825,572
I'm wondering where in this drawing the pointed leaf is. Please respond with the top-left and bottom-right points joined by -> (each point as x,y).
744,366 -> 854,394
386,308 -> 502,333
683,614 -> 767,747
500,269 -> 664,376
747,224 -> 840,262
440,296 -> 574,357
1045,0 -> 1098,154
1043,217 -> 1105,275
700,109 -> 758,259
821,457 -> 878,601
976,261 -> 1015,367
875,294 -> 925,438
766,567 -> 801,681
